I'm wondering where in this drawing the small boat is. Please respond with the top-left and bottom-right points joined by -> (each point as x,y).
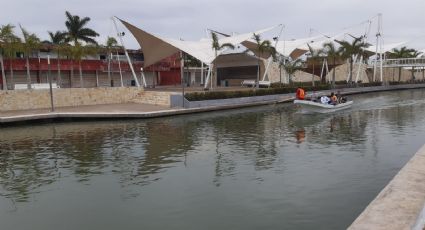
294,100 -> 353,114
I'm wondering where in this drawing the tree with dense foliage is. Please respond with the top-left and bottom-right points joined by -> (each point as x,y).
20,25 -> 41,89
283,58 -> 304,84
210,32 -> 235,88
253,33 -> 276,88
48,30 -> 67,86
0,24 -> 21,90
68,44 -> 98,87
105,36 -> 118,86
335,36 -> 370,83
307,44 -> 324,86
63,11 -> 99,87
389,46 -> 421,82
64,11 -> 99,45
322,42 -> 340,87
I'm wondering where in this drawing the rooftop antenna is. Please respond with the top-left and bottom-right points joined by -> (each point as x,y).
112,16 -> 140,87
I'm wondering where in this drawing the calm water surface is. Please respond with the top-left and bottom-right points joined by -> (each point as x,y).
1,89 -> 425,230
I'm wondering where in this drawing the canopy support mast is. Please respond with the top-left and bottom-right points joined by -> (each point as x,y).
113,17 -> 140,88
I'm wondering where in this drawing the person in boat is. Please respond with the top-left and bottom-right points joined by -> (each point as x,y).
320,95 -> 330,104
296,87 -> 306,100
330,92 -> 338,105
336,91 -> 342,103
336,90 -> 347,103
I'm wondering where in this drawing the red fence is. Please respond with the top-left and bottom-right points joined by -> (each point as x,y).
0,58 -> 178,72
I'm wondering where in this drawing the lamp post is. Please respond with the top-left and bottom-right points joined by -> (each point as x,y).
47,55 -> 55,112
180,51 -> 185,108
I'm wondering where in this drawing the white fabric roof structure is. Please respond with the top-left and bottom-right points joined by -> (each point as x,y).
276,33 -> 346,59
119,19 -> 276,67
365,41 -> 406,54
274,35 -> 323,57
418,49 -> 425,57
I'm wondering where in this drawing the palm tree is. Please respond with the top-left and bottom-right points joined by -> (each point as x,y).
1,25 -> 21,90
63,11 -> 99,88
252,33 -> 276,88
307,44 -> 323,86
210,32 -> 235,88
323,42 -> 340,87
283,59 -> 304,84
20,25 -> 41,89
389,47 -> 420,82
48,31 -> 67,87
0,24 -> 19,90
0,49 -> 5,90
64,11 -> 99,46
69,44 -> 98,88
335,36 -> 370,83
278,57 -> 285,84
105,37 -> 118,87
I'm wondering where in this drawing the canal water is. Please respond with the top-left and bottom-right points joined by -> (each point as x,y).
1,89 -> 425,230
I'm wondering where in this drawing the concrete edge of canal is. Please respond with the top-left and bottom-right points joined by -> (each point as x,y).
1,83 -> 425,126
348,144 -> 425,230
2,83 -> 425,229
0,99 -> 293,124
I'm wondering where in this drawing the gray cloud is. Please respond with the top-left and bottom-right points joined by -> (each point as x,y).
1,0 -> 425,49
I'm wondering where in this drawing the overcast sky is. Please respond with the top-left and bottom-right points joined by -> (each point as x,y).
2,0 -> 425,50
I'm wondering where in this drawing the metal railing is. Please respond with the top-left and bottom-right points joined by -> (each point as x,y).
368,58 -> 425,68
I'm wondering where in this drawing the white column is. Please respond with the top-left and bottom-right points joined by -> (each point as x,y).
112,17 -> 140,87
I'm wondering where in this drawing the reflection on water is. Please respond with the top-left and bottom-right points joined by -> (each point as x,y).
1,89 -> 425,230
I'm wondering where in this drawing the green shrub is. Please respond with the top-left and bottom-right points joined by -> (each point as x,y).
185,85 -> 331,101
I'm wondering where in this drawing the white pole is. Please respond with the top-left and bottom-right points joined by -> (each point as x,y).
140,68 -> 147,87
112,16 -> 140,87
262,24 -> 284,81
325,59 -> 330,82
320,58 -> 326,81
204,65 -> 212,90
95,70 -> 99,87
0,54 -> 7,90
355,55 -> 364,82
373,47 -> 378,82
117,51 -> 123,87
47,55 -> 54,112
378,13 -> 384,82
201,62 -> 204,85
210,64 -> 213,89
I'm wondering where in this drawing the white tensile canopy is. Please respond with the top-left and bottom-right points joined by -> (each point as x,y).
418,49 -> 425,57
365,41 -> 406,54
240,33 -> 344,60
274,35 -> 323,58
119,19 -> 277,67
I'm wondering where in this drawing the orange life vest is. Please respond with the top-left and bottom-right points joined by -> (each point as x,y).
296,88 -> 305,100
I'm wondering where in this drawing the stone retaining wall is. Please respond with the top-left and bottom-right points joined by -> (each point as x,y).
131,91 -> 174,107
0,88 -> 171,111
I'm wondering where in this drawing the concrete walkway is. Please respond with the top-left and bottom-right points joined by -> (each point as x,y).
0,99 -> 284,124
0,103 -> 169,117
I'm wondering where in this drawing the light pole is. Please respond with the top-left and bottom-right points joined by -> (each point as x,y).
47,55 -> 55,112
180,51 -> 185,108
